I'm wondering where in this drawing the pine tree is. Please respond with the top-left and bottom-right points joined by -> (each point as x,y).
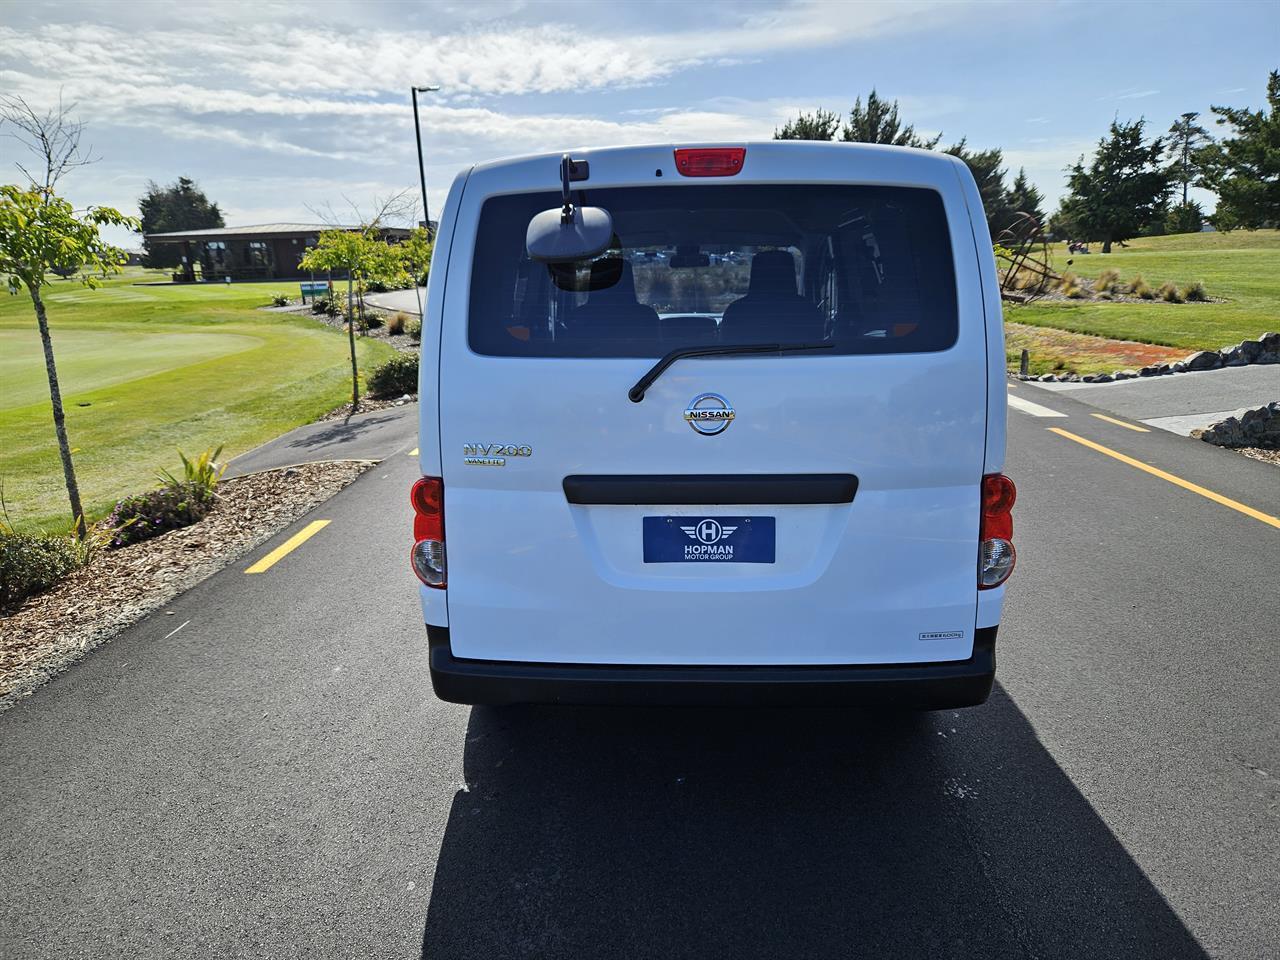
840,90 -> 942,148
1166,112 -> 1212,206
774,108 -> 841,141
945,139 -> 1014,236
1198,70 -> 1280,230
1054,118 -> 1171,253
137,177 -> 224,267
1006,167 -> 1046,223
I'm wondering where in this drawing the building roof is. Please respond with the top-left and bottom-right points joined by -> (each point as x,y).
145,222 -> 411,240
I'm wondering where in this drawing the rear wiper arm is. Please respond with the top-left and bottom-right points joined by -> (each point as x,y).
628,342 -> 834,403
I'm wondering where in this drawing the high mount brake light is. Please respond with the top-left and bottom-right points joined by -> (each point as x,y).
411,477 -> 446,588
674,148 -> 745,177
979,474 -> 1016,589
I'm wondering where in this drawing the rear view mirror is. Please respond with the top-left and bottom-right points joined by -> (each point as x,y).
526,154 -> 614,263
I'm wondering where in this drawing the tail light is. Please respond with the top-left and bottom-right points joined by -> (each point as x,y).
674,148 -> 745,177
979,473 -> 1016,589
410,477 -> 446,588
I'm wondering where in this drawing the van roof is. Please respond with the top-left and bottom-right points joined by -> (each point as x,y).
468,140 -> 970,189
476,140 -> 962,175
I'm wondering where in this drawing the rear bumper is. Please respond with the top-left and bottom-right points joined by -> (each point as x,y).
427,625 -> 996,708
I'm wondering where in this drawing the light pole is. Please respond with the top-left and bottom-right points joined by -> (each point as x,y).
411,85 -> 440,237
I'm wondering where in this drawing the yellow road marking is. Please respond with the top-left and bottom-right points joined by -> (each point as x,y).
408,448 -> 419,456
1049,428 -> 1280,529
245,520 -> 331,573
1090,413 -> 1150,433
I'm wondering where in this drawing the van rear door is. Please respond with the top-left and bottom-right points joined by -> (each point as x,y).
437,144 -> 988,666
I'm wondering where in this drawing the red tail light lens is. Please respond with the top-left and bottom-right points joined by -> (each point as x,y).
410,477 -> 446,587
979,473 -> 1016,589
674,148 -> 745,177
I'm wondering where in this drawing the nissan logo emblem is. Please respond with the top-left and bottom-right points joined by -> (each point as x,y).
684,393 -> 734,436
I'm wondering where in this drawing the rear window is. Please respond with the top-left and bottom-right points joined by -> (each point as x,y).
468,184 -> 958,358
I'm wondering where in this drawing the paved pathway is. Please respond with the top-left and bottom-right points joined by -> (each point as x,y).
1029,363 -> 1279,434
366,287 -> 427,316
226,403 -> 418,476
2,389 -> 1278,958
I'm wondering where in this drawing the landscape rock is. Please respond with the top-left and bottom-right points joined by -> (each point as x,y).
1115,369 -> 1138,380
1226,357 -> 1249,367
1237,340 -> 1263,362
1092,373 -> 1114,383
1194,404 -> 1280,448
1173,361 -> 1188,372
1260,332 -> 1280,351
1038,374 -> 1056,382
1185,350 -> 1222,372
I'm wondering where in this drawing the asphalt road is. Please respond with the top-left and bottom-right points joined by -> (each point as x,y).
2,385 -> 1278,959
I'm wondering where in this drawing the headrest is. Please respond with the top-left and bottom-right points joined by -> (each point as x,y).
588,258 -> 635,299
748,250 -> 799,296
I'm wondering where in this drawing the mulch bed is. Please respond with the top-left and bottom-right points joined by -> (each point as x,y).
1235,447 -> 1280,466
0,460 -> 372,710
315,394 -> 416,423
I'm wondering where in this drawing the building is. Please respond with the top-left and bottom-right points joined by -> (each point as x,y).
144,223 -> 412,281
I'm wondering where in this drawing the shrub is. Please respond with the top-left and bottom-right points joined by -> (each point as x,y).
271,294 -> 291,307
0,531 -> 81,610
156,446 -> 225,501
1127,274 -> 1152,298
406,318 -> 422,340
1095,269 -> 1122,294
364,310 -> 384,329
366,278 -> 390,293
107,483 -> 214,548
312,294 -> 340,316
368,353 -> 419,398
1181,280 -> 1209,302
1158,281 -> 1183,303
1165,200 -> 1204,235
386,311 -> 411,335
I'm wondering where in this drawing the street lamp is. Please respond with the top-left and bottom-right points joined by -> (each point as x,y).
411,85 -> 440,238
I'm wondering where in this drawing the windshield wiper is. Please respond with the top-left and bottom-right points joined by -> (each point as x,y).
628,341 -> 834,403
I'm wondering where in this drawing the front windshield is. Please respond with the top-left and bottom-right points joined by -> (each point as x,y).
468,184 -> 957,358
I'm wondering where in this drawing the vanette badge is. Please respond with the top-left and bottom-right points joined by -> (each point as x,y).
684,393 -> 734,436
463,443 -> 532,467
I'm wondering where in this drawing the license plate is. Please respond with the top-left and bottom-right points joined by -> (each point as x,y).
642,516 -> 775,563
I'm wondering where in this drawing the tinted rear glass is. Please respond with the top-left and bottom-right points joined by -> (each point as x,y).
468,184 -> 957,358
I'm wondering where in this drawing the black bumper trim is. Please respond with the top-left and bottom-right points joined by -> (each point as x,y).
426,626 -> 995,708
562,473 -> 858,505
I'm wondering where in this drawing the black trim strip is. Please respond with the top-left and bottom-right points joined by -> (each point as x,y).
562,473 -> 858,505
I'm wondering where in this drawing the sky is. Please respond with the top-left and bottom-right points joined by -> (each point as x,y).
1,0 -> 1277,248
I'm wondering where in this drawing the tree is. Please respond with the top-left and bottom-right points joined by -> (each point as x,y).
1198,70 -> 1280,230
1164,200 -> 1204,235
137,177 -> 224,267
842,90 -> 942,148
1166,112 -> 1212,206
397,226 -> 434,316
1006,167 -> 1046,223
1054,118 -> 1171,253
0,186 -> 134,535
774,108 -> 841,141
945,139 -> 1014,236
1,95 -> 134,537
300,230 -> 371,412
773,90 -> 941,148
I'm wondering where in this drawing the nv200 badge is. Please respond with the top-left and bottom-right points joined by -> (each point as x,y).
463,443 -> 532,467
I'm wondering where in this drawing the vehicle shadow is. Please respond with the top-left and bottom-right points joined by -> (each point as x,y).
420,685 -> 1207,960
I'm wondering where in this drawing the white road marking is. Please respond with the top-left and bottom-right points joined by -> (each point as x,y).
163,619 -> 191,640
1008,393 -> 1068,418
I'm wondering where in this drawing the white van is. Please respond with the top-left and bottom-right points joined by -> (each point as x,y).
412,141 -> 1014,708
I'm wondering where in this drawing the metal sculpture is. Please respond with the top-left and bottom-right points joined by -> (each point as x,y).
994,213 -> 1058,303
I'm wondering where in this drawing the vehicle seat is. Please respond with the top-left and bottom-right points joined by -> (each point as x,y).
720,250 -> 823,343
564,260 -> 659,343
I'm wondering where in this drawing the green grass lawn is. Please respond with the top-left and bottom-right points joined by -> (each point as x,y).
1007,229 -> 1280,359
1,274 -> 395,532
